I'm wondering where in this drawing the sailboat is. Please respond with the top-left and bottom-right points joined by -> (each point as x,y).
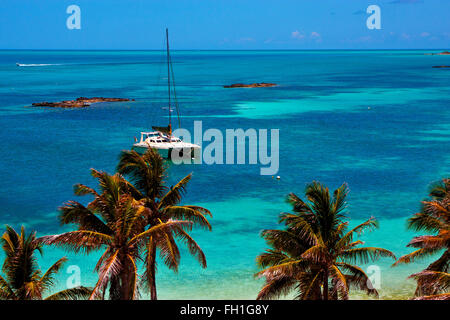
133,29 -> 200,159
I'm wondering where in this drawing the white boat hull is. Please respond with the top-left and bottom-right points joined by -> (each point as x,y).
132,142 -> 200,160
132,144 -> 170,158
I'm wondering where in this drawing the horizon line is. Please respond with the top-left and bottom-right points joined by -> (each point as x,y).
0,48 -> 448,51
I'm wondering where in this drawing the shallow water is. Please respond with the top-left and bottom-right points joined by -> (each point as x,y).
0,50 -> 449,299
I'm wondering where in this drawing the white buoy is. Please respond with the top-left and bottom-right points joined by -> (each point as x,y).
276,176 -> 280,180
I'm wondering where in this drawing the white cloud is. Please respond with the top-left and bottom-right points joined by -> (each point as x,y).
310,32 -> 322,43
310,32 -> 321,39
291,30 -> 305,40
401,33 -> 411,40
420,32 -> 430,37
237,37 -> 255,43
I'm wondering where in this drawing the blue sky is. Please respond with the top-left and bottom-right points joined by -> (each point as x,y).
0,0 -> 449,49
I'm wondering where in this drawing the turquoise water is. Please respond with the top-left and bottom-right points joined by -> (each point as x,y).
0,50 -> 449,299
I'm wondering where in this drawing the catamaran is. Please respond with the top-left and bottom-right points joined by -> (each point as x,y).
133,29 -> 200,159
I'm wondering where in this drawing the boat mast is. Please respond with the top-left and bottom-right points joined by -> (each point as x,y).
166,28 -> 172,136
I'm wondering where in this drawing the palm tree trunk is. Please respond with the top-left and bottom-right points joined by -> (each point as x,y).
110,255 -> 132,300
323,269 -> 329,301
109,275 -> 121,300
150,248 -> 157,300
121,267 -> 131,300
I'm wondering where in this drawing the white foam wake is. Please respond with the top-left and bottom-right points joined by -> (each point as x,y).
16,63 -> 61,67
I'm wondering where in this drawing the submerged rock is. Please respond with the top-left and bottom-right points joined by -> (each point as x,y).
223,82 -> 277,88
31,97 -> 133,108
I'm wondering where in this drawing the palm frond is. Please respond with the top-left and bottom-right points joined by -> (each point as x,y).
329,265 -> 349,300
173,227 -> 207,268
73,183 -> 99,197
127,220 -> 192,247
301,245 -> 330,264
255,259 -> 304,280
332,183 -> 349,217
45,286 -> 93,300
300,271 -> 323,300
1,226 -> 19,256
408,233 -> 449,250
412,293 -> 450,300
157,231 -> 180,271
38,231 -> 112,254
158,174 -> 192,208
24,280 -> 43,300
426,250 -> 449,273
340,247 -> 396,264
89,250 -> 121,300
260,229 -> 307,257
393,248 -> 441,266
256,249 -> 292,270
59,201 -> 112,234
0,274 -> 16,300
286,193 -> 313,214
39,257 -> 68,292
117,149 -> 167,199
279,213 -> 320,246
409,270 -> 450,293
256,275 -> 297,300
337,262 -> 378,297
407,211 -> 446,233
428,178 -> 449,200
335,217 -> 378,250
162,206 -> 212,230
304,181 -> 332,220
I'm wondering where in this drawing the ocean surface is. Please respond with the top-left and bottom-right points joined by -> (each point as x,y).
0,50 -> 449,299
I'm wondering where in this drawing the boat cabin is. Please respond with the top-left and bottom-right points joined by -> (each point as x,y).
139,131 -> 182,144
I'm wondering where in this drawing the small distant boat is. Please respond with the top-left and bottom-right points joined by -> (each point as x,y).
16,63 -> 58,67
133,29 -> 200,159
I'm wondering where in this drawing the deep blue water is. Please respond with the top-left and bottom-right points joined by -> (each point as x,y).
0,50 -> 449,299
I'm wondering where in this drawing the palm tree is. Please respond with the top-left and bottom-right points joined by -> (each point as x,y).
40,169 -> 190,300
117,148 -> 212,300
0,225 -> 91,300
255,181 -> 396,300
394,178 -> 449,299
